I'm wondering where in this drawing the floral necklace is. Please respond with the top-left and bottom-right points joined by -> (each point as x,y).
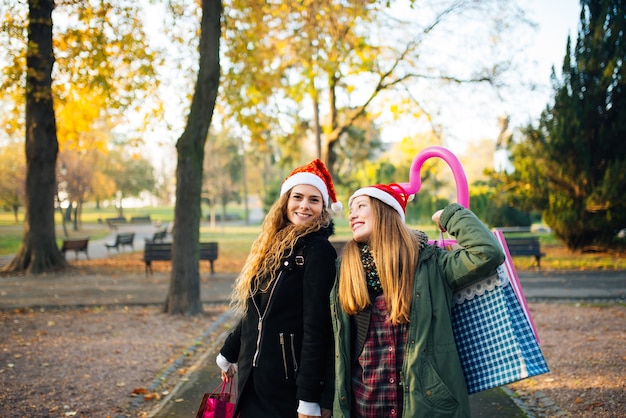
359,243 -> 382,293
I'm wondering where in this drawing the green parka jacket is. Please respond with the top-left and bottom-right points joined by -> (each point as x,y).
330,203 -> 505,418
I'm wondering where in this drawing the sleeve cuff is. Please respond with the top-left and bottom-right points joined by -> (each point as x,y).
297,400 -> 321,416
216,353 -> 234,373
441,203 -> 464,232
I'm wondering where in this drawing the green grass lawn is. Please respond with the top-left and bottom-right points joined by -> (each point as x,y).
1,207 -> 624,271
0,206 -> 172,252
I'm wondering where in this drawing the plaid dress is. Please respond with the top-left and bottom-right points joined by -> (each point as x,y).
351,244 -> 408,417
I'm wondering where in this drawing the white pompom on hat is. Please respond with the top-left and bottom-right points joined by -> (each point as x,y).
280,159 -> 343,212
349,183 -> 412,222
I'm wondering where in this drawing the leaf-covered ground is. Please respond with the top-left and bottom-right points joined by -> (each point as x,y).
509,303 -> 626,418
0,258 -> 624,417
0,303 -> 228,417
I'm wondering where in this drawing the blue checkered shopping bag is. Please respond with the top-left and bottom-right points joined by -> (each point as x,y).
450,243 -> 550,394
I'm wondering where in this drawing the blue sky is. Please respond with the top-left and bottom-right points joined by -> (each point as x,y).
348,0 -> 584,157
443,0 -> 581,150
522,0 -> 581,112
141,0 -> 583,167
530,0 -> 581,75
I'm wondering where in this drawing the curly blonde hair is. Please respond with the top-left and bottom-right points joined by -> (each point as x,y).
230,191 -> 332,314
339,197 -> 419,324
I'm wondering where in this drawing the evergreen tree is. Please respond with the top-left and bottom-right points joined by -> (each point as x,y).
508,0 -> 625,251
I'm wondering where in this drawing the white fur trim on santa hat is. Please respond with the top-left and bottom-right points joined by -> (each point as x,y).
280,172 -> 330,207
349,187 -> 405,222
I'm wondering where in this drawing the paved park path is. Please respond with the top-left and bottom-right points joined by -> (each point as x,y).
2,224 -> 623,418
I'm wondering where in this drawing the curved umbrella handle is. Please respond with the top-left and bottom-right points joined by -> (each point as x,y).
398,146 -> 469,208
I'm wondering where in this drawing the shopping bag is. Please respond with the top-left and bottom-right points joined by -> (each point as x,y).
493,228 -> 540,342
195,380 -> 236,418
450,245 -> 550,394
400,146 -> 549,394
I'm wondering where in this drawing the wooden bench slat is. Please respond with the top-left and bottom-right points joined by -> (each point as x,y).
504,236 -> 545,267
130,216 -> 152,224
145,229 -> 167,243
331,241 -> 348,256
106,217 -> 127,230
105,233 -> 135,252
143,242 -> 218,275
60,238 -> 90,260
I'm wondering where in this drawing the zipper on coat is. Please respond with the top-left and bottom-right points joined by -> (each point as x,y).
252,317 -> 262,367
251,271 -> 282,367
280,333 -> 289,379
290,333 -> 299,376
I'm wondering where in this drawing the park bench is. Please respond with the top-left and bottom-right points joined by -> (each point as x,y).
104,232 -> 135,253
496,226 -> 532,233
143,242 -> 218,275
60,238 -> 90,260
144,229 -> 167,243
105,217 -> 127,230
130,215 -> 151,224
331,240 -> 349,256
504,236 -> 545,267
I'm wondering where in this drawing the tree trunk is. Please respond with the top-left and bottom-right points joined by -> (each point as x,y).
72,203 -> 79,231
164,0 -> 222,315
221,200 -> 227,223
312,95 -> 322,160
2,0 -> 67,274
326,74 -> 339,179
58,205 -> 68,238
242,148 -> 249,225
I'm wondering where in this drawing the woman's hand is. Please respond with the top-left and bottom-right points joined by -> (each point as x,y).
432,209 -> 445,232
216,353 -> 237,382
221,364 -> 237,382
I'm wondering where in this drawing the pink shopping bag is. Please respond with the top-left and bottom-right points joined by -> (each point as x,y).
196,380 -> 237,418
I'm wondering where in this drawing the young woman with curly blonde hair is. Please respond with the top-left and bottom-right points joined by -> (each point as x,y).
217,159 -> 341,418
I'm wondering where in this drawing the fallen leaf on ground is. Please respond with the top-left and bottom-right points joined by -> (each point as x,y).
132,388 -> 149,395
143,392 -> 161,401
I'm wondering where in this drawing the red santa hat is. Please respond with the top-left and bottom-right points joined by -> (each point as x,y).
348,183 -> 412,222
280,159 -> 343,212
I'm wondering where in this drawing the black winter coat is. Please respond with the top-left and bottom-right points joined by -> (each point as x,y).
220,225 -> 337,417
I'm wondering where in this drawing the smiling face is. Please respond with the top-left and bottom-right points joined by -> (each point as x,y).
286,184 -> 325,226
349,195 -> 374,243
